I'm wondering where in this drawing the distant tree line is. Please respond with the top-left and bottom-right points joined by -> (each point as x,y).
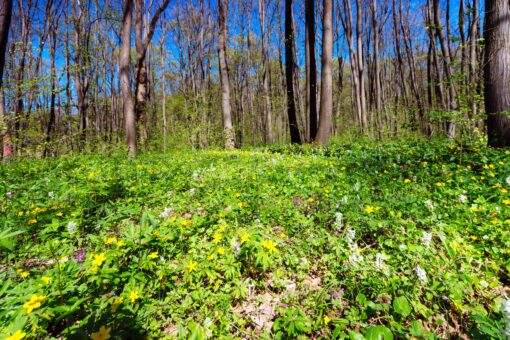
0,0 -> 508,158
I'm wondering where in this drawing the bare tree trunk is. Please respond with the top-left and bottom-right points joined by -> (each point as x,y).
0,0 -> 12,159
258,0 -> 273,144
44,21 -> 58,157
159,27 -> 167,152
132,0 -> 170,148
218,0 -> 235,148
484,0 -> 510,147
371,0 -> 382,134
120,0 -> 136,156
285,0 -> 301,143
432,0 -> 458,138
316,0 -> 333,144
305,0 -> 318,141
468,0 -> 478,119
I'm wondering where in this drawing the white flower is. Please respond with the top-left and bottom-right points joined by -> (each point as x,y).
375,253 -> 388,272
415,265 -> 427,283
424,199 -> 434,211
506,176 -> 510,186
458,194 -> 467,203
341,195 -> 348,203
422,231 -> 432,248
501,299 -> 510,338
345,227 -> 356,244
159,207 -> 174,218
66,221 -> 77,234
48,191 -> 56,199
354,182 -> 360,192
334,212 -> 344,230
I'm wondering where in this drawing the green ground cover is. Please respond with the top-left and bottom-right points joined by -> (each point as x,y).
0,140 -> 509,339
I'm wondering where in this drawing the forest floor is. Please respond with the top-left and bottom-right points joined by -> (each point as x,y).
0,140 -> 509,339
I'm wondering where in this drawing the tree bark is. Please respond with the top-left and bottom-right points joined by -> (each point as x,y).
484,0 -> 510,147
316,0 -> 333,144
218,0 -> 235,148
285,0 -> 301,143
305,0 -> 318,141
258,0 -> 273,144
0,0 -> 12,159
120,0 -> 136,156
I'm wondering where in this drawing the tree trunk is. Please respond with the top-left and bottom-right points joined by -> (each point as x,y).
218,0 -> 235,148
316,0 -> 333,144
120,0 -> 136,156
285,0 -> 301,143
305,0 -> 318,141
258,0 -> 273,144
484,0 -> 510,147
0,0 -> 12,159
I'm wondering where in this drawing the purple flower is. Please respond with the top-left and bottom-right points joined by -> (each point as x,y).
74,248 -> 86,263
293,196 -> 301,206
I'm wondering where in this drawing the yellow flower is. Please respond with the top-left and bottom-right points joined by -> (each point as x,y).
92,253 -> 106,267
324,316 -> 331,325
105,237 -> 117,245
116,240 -> 126,247
217,247 -> 225,255
91,325 -> 111,340
114,297 -> 124,305
186,260 -> 197,272
20,271 -> 29,278
503,199 -> 510,205
56,212 -> 63,217
128,291 -> 140,303
237,202 -> 245,208
404,179 -> 411,184
207,254 -> 215,260
41,276 -> 50,285
213,233 -> 222,244
261,240 -> 277,254
470,236 -> 478,241
18,211 -> 24,217
435,182 -> 445,187
181,219 -> 193,227
501,188 -> 508,194
240,234 -> 250,243
364,206 -> 375,213
23,295 -> 45,314
341,166 -> 346,171
27,219 -> 37,224
6,330 -> 26,340
149,251 -> 158,259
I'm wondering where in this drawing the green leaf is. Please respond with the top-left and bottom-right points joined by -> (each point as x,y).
365,326 -> 393,340
393,296 -> 411,317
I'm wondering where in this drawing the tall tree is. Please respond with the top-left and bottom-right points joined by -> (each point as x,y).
316,0 -> 333,144
133,0 -> 171,145
217,0 -> 235,148
305,0 -> 318,141
0,0 -> 12,159
258,0 -> 273,144
120,0 -> 136,156
484,0 -> 510,147
285,0 -> 301,143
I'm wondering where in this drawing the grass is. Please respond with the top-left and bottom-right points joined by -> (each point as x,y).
0,140 -> 509,339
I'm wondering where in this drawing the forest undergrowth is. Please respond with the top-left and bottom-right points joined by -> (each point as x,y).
0,140 -> 509,339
